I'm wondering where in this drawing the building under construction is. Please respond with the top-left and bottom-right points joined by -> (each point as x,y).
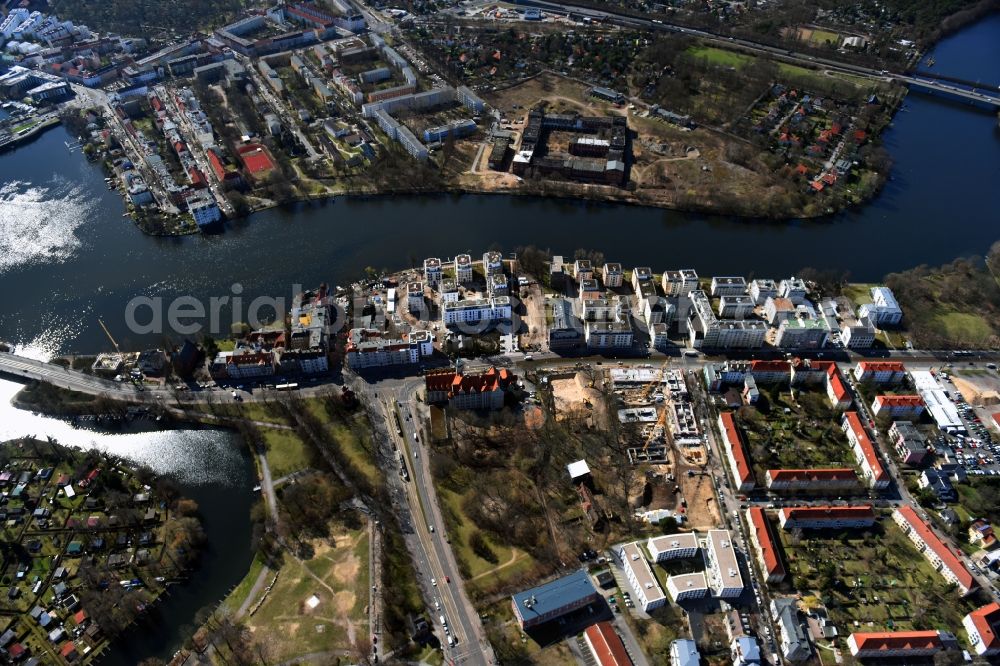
510,110 -> 629,186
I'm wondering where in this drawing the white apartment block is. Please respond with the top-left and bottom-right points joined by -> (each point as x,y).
631,267 -> 654,298
841,320 -> 876,348
704,530 -> 744,599
775,316 -> 830,349
407,281 -> 424,312
710,276 -> 747,297
764,296 -> 796,326
647,533 -> 700,562
618,542 -> 667,611
423,257 -> 442,286
585,321 -> 633,349
749,279 -> 778,305
602,263 -> 623,288
345,329 -> 431,369
644,296 -> 673,327
442,297 -> 511,326
667,572 -> 709,602
482,251 -> 504,277
859,286 -> 903,326
440,280 -> 459,303
454,254 -> 473,284
718,295 -> 755,320
573,259 -> 594,282
662,269 -> 699,296
651,323 -> 670,350
581,298 -> 614,322
893,506 -> 975,595
964,603 -> 1000,657
778,278 -> 808,304
688,290 -> 766,349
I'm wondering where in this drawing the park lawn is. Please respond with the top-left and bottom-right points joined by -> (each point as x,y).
245,529 -> 369,662
780,519 -> 976,634
189,400 -> 289,425
222,552 -> 267,613
687,45 -> 753,68
263,427 -> 313,479
933,312 -> 995,346
303,400 -> 381,489
843,283 -> 876,308
808,28 -> 840,45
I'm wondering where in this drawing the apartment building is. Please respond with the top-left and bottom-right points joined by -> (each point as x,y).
871,395 -> 925,419
772,598 -> 812,662
666,572 -> 709,602
764,297 -> 796,326
585,321 -> 633,350
847,631 -> 955,659
647,533 -> 700,562
217,351 -> 276,379
841,318 -> 876,349
765,468 -> 860,492
704,530 -> 743,599
778,505 -> 876,530
440,280 -> 459,303
662,269 -> 699,297
670,639 -> 700,666
511,570 -> 600,629
643,296 -> 674,327
775,316 -> 830,349
424,366 -> 515,410
854,361 -> 907,385
651,323 -> 670,350
442,296 -> 511,327
482,250 -> 504,277
842,411 -> 889,489
964,602 -> 1000,657
889,421 -> 929,465
488,274 -> 509,297
579,278 -> 602,300
583,622 -> 633,666
631,267 -> 654,299
859,286 -> 903,326
689,291 -> 768,349
345,329 -> 431,369
718,295 -> 755,320
778,278 -> 808,304
731,637 -> 762,666
582,298 -> 614,322
549,298 -> 584,351
454,254 -> 473,284
745,507 -> 786,583
574,259 -> 594,282
748,279 -> 778,305
407,281 -> 424,313
749,360 -> 792,385
423,257 -> 442,286
710,276 -> 747,297
718,413 -> 755,492
893,506 -> 976,595
602,262 -> 623,288
618,542 -> 666,612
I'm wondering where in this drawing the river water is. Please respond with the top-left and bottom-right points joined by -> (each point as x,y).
0,12 -> 997,662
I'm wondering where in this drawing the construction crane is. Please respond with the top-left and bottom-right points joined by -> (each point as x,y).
98,319 -> 142,389
640,359 -> 673,457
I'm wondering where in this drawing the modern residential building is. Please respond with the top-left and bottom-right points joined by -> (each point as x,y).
666,572 -> 709,602
661,269 -> 699,297
583,621 -> 633,666
618,542 -> 666,611
423,257 -> 442,286
710,276 -> 747,297
488,273 -> 509,297
731,636 -> 763,666
718,295 -> 755,320
718,413 -> 755,492
858,286 -> 903,327
842,411 -> 889,489
704,530 -> 743,599
647,533 -> 700,562
689,291 -> 767,349
889,421 -> 929,465
840,318 -> 876,349
510,570 -> 601,629
854,361 -> 907,385
765,468 -> 860,492
424,366 -> 515,410
574,259 -> 594,282
482,250 -> 504,277
771,597 -> 812,662
764,297 -> 796,326
650,323 -> 670,350
745,507 -> 786,583
893,506 -> 976,595
582,298 -> 614,322
602,263 -> 623,288
871,395 -> 925,419
775,316 -> 830,349
670,639 -> 700,666
440,280 -> 459,303
442,297 -> 511,327
408,281 -> 425,313
549,298 -> 584,351
454,254 -> 473,284
579,278 -> 602,300
847,631 -> 955,659
748,279 -> 778,305
964,602 -> 1000,657
585,321 -> 633,350
631,267 -> 654,299
345,329 -> 432,369
778,278 -> 808,304
778,505 -> 876,530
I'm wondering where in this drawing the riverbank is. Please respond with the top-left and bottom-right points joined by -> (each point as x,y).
0,114 -> 60,154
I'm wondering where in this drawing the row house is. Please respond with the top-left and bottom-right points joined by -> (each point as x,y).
893,506 -> 976,595
854,361 -> 907,385
778,505 -> 876,530
618,542 -> 666,612
718,413 -> 755,492
765,468 -> 860,492
871,395 -> 925,419
745,507 -> 786,583
847,631 -> 955,659
842,412 -> 889,489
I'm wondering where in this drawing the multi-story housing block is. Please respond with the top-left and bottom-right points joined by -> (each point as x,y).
964,603 -> 1000,657
893,506 -> 975,595
765,468 -> 860,492
631,267 -> 654,299
407,281 -> 424,313
718,295 -> 755,320
778,277 -> 808,304
778,505 -> 876,530
847,631 -> 955,659
859,286 -> 903,326
719,413 -> 754,492
647,533 -> 700,562
842,411 -> 889,489
710,276 -> 747,298
454,253 -> 473,284
585,321 -> 633,349
704,530 -> 743,599
573,259 -> 594,283
854,361 -> 907,385
889,421 -> 929,465
482,250 -> 504,277
745,507 -> 786,583
748,279 -> 778,305
442,296 -> 511,327
667,572 -> 709,602
662,269 -> 699,296
618,542 -> 666,612
424,366 -> 515,410
423,257 -> 442,286
871,395 -> 925,419
841,318 -> 876,348
775,316 -> 829,349
602,263 -> 623,288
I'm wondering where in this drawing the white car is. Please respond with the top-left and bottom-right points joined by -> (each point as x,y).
431,578 -> 437,586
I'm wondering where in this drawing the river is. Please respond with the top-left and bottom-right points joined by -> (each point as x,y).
0,12 -> 997,662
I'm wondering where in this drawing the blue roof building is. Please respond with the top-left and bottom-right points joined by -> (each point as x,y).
511,570 -> 600,629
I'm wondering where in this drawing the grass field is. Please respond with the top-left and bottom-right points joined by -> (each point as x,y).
263,427 -> 313,478
245,529 -> 369,662
223,553 -> 267,613
934,312 -> 995,346
843,283 -> 876,307
688,45 -> 753,68
781,518 -> 976,633
303,400 -> 381,489
806,28 -> 840,45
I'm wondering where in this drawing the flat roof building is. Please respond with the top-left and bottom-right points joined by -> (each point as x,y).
666,572 -> 708,602
618,542 -> 666,612
704,530 -> 743,599
511,570 -> 601,629
647,533 -> 700,562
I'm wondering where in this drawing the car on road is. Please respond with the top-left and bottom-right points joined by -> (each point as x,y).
445,576 -> 451,583
431,578 -> 437,586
